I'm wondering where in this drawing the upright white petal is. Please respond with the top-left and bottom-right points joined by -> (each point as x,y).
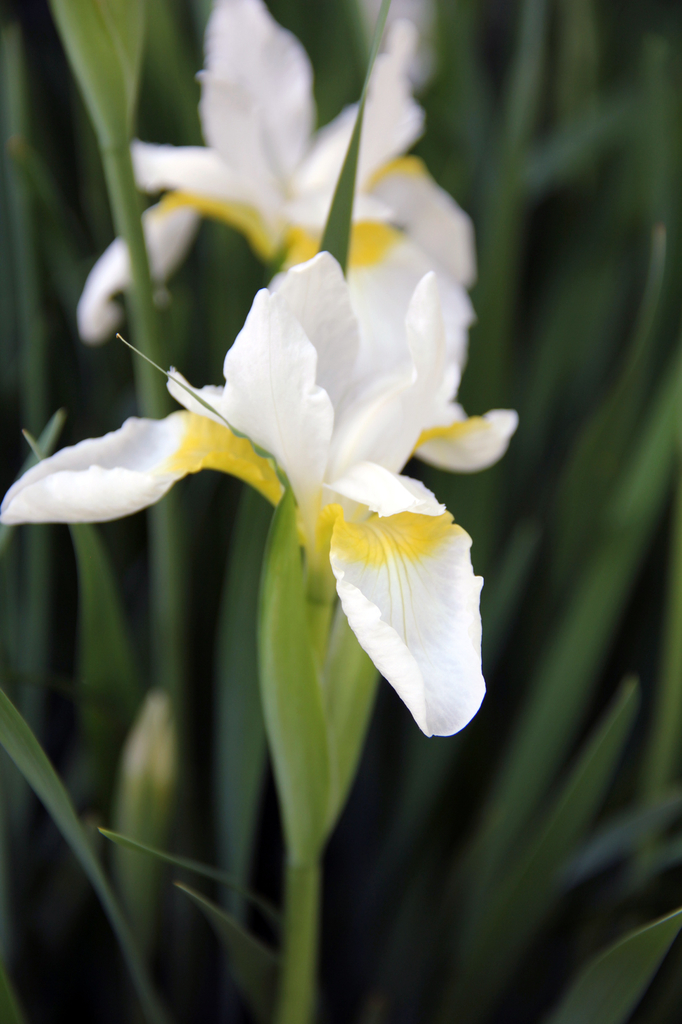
357,20 -> 425,187
273,253 -> 360,412
202,0 -> 314,181
326,507 -> 485,736
222,289 -> 334,543
358,0 -> 436,88
0,417 -> 186,523
347,233 -> 473,383
370,157 -> 477,287
77,204 -> 199,345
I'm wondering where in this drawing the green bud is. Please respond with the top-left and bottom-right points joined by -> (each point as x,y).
48,0 -> 146,149
111,689 -> 177,959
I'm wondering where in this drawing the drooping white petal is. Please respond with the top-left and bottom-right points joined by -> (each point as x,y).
326,507 -> 485,736
327,462 -> 445,517
273,253 -> 360,412
132,140 -> 258,206
0,417 -> 187,523
202,0 -> 314,181
370,157 -> 477,287
222,288 -> 334,543
347,232 -> 474,384
416,408 -> 519,472
77,204 -> 199,345
1,411 -> 283,526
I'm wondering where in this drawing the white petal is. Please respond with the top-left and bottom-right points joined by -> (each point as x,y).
273,253 -> 360,411
357,20 -> 425,187
327,462 -> 445,517
0,417 -> 187,523
358,0 -> 436,88
222,288 -> 334,544
202,0 -> 314,181
416,409 -> 519,472
77,203 -> 199,346
132,140 -> 257,206
327,508 -> 484,736
370,157 -> 477,287
328,273 -> 453,478
347,233 -> 474,384
167,371 -> 226,426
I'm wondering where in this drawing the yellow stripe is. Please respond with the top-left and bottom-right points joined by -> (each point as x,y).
158,192 -> 278,262
160,412 -> 283,506
319,503 -> 457,568
415,416 -> 488,452
284,221 -> 402,271
366,154 -> 429,191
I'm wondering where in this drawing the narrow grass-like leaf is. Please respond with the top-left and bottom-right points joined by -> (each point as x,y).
214,487 -> 270,917
319,0 -> 392,270
441,680 -> 639,1024
258,488 -> 331,863
175,882 -> 279,1024
70,523 -> 142,804
562,790 -> 682,888
0,951 -> 25,1024
468,340 -> 682,895
0,686 -> 170,1024
100,828 -> 280,928
543,906 -> 682,1024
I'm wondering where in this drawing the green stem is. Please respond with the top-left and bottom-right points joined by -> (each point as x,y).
99,143 -> 184,708
275,861 -> 321,1024
640,457 -> 682,802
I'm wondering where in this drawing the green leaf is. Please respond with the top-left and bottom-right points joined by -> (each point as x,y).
319,0 -> 392,270
214,487 -> 270,917
562,790 -> 682,888
100,828 -> 280,929
0,951 -> 25,1024
543,907 -> 682,1024
70,523 -> 142,804
0,685 -> 170,1024
258,488 -> 331,864
469,341 -> 682,894
175,882 -> 279,1024
48,0 -> 145,147
443,679 -> 640,1024
322,606 -> 378,829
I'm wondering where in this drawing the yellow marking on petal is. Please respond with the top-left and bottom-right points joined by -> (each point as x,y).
415,416 -> 488,453
284,222 -> 402,272
160,412 -> 283,506
366,154 -> 429,191
284,225 -> 320,267
158,192 -> 278,262
320,502 -> 459,569
348,222 -> 402,268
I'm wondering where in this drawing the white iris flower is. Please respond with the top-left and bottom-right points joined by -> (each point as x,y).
3,255 -> 517,736
78,0 -> 476,407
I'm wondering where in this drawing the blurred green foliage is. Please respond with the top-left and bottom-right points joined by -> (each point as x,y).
3,0 -> 682,1021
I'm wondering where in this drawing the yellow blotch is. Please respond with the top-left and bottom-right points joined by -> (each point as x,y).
159,192 -> 278,262
366,154 -> 429,190
320,503 -> 459,569
415,416 -> 488,452
284,222 -> 402,271
161,412 -> 283,506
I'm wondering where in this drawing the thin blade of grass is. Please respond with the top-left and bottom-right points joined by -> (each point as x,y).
0,686 -> 171,1024
0,951 -> 25,1024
